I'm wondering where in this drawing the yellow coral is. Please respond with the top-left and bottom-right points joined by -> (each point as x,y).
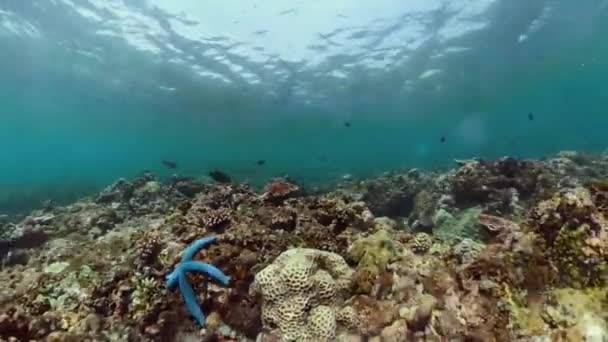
129,276 -> 161,320
502,284 -> 546,335
544,288 -> 608,339
348,229 -> 398,272
503,283 -> 608,339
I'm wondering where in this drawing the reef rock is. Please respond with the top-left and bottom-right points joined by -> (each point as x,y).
356,172 -> 429,218
449,157 -> 551,214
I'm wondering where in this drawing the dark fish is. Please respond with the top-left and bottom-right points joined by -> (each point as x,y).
162,160 -> 178,169
208,170 -> 232,183
256,160 -> 266,166
317,155 -> 328,162
440,136 -> 446,143
528,112 -> 534,121
344,121 -> 351,127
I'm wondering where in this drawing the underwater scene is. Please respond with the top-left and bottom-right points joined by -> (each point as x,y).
1,0 -> 608,341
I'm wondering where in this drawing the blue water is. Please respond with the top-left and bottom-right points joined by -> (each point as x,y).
1,0 -> 608,213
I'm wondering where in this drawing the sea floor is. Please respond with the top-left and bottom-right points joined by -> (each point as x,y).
1,151 -> 608,342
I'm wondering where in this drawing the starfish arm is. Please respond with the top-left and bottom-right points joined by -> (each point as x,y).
181,261 -> 231,286
181,236 -> 218,262
165,268 -> 179,289
178,268 -> 206,327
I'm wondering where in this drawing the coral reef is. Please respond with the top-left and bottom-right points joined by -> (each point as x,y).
1,152 -> 608,341
448,157 -> 554,215
353,170 -> 431,217
527,187 -> 608,287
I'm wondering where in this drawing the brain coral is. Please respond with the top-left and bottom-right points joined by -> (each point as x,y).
251,248 -> 356,341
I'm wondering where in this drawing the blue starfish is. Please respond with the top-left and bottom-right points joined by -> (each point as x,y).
166,236 -> 230,327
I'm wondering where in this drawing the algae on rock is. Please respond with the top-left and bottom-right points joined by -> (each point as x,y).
432,207 -> 484,243
528,188 -> 608,287
503,282 -> 608,341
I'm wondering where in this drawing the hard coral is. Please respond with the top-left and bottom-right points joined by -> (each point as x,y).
129,276 -> 162,321
251,248 -> 354,341
261,179 -> 300,204
528,188 -> 608,287
310,196 -> 364,232
269,207 -> 297,231
453,239 -> 485,265
184,203 -> 231,231
201,209 -> 232,231
348,229 -> 399,272
185,183 -> 254,213
411,232 -> 433,254
134,232 -> 162,271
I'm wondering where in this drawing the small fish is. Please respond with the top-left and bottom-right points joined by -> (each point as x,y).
317,155 -> 328,162
256,160 -> 266,166
344,121 -> 351,127
208,170 -> 232,183
440,136 -> 446,143
528,112 -> 534,121
162,160 -> 178,169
